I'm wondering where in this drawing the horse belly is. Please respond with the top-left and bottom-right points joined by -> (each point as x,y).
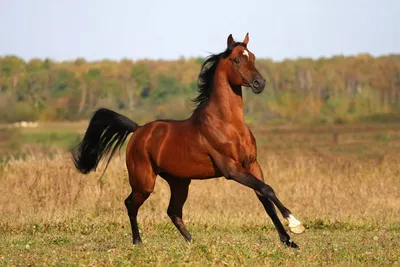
158,150 -> 219,179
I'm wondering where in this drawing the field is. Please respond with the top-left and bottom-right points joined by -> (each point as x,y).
0,122 -> 400,266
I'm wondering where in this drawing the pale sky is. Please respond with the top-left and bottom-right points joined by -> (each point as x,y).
0,0 -> 399,62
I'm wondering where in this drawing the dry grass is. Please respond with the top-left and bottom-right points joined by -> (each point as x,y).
0,146 -> 399,265
1,150 -> 399,227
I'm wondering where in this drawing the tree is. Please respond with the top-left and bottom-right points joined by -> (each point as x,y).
86,68 -> 102,110
130,63 -> 151,107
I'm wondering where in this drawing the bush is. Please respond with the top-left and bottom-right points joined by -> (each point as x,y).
357,113 -> 400,124
0,102 -> 39,122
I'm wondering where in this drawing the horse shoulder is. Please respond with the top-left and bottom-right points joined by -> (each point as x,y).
240,124 -> 257,165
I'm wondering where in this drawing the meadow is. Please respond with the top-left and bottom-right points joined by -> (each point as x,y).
0,122 -> 399,266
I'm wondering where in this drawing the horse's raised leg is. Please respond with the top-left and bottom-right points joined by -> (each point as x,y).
257,195 -> 298,248
218,158 -> 304,248
261,190 -> 304,234
256,183 -> 305,235
161,174 -> 192,243
247,161 -> 301,248
234,161 -> 305,234
125,191 -> 150,244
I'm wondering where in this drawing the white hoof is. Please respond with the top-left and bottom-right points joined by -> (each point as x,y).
287,214 -> 305,234
289,224 -> 305,234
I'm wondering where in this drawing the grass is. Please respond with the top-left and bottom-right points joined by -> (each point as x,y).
1,150 -> 399,266
0,122 -> 83,163
19,131 -> 81,148
0,122 -> 400,265
1,221 -> 399,266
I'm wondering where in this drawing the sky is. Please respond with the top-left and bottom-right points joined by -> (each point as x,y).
0,0 -> 399,62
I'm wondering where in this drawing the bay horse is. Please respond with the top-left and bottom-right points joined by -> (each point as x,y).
72,33 -> 304,249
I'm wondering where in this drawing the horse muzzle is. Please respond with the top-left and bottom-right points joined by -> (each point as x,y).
250,77 -> 266,94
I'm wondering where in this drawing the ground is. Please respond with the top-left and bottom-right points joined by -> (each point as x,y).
0,122 -> 399,266
2,221 -> 399,266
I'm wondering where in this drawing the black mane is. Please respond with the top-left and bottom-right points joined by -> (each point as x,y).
192,42 -> 247,108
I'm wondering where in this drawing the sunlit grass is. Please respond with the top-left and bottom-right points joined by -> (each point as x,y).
0,122 -> 400,265
0,149 -> 399,265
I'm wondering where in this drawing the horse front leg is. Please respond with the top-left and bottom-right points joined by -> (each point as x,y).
218,158 -> 304,248
248,161 -> 304,247
248,161 -> 305,234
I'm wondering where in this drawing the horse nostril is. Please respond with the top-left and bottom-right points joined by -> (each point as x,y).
253,80 -> 260,88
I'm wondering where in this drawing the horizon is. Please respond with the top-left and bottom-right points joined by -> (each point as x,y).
2,52 -> 398,64
1,0 -> 399,62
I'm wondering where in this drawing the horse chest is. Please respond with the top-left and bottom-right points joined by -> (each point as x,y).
238,137 -> 256,163
224,130 -> 256,163
201,117 -> 256,162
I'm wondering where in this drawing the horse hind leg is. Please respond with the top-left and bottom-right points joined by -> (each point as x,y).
161,174 -> 192,243
125,191 -> 150,244
124,163 -> 156,245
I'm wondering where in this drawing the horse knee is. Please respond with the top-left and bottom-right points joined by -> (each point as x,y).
167,205 -> 182,218
167,207 -> 174,217
124,196 -> 134,216
260,184 -> 275,199
124,192 -> 151,214
124,194 -> 132,206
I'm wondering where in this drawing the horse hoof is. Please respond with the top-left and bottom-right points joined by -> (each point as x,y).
287,214 -> 305,234
290,224 -> 305,234
133,239 -> 143,245
283,239 -> 299,249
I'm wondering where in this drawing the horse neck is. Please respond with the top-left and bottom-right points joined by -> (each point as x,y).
207,67 -> 245,123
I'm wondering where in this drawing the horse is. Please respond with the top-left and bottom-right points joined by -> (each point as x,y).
72,33 -> 304,249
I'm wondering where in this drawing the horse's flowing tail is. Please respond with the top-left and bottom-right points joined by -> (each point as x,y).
72,108 -> 139,174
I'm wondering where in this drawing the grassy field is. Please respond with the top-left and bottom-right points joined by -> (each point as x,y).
0,122 -> 400,265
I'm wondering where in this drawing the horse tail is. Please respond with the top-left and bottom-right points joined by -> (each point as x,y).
72,108 -> 139,174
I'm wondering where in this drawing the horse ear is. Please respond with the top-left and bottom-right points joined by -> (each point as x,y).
243,33 -> 249,45
227,34 -> 235,47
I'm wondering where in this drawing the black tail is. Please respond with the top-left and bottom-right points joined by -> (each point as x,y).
72,108 -> 139,174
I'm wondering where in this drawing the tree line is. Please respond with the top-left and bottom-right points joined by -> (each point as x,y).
1,54 -> 399,124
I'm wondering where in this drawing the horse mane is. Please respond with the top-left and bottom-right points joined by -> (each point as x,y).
192,42 -> 247,108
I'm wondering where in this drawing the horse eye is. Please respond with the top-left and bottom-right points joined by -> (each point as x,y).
234,58 -> 240,64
